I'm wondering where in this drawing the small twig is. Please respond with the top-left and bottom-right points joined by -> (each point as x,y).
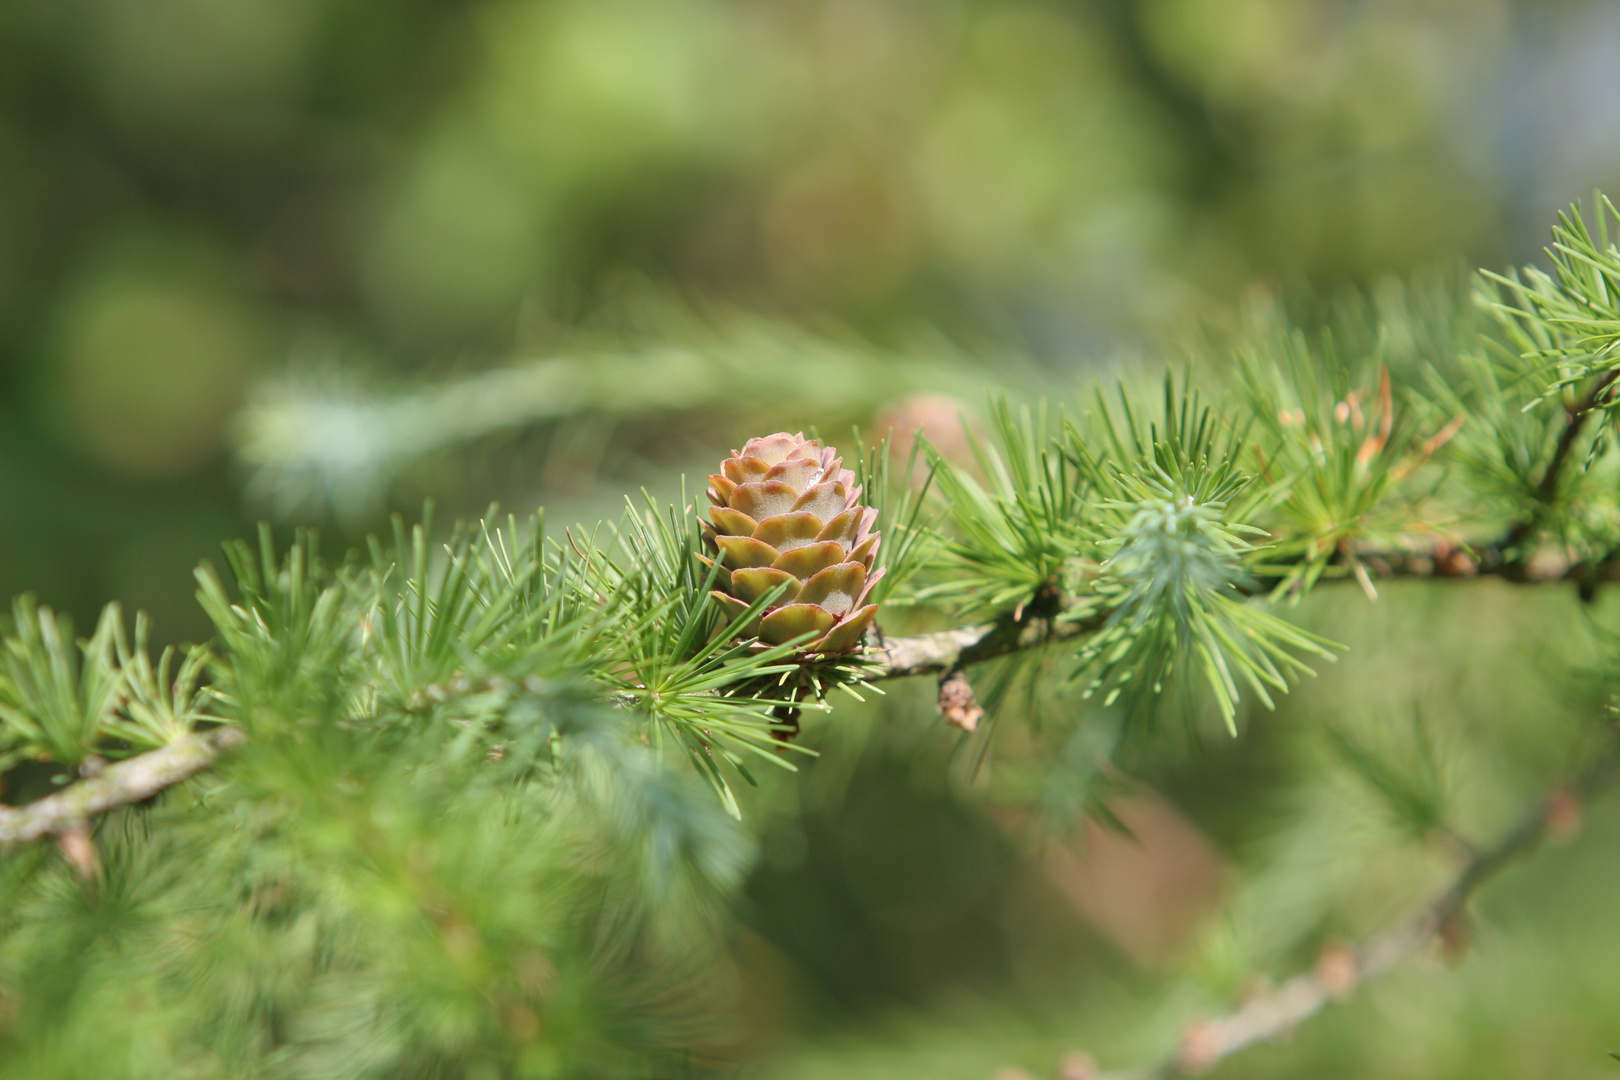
1077,727 -> 1620,1080
0,727 -> 246,849
1501,368 -> 1620,553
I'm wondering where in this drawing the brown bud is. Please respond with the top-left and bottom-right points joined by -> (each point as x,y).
1544,789 -> 1582,845
1431,541 -> 1478,577
938,669 -> 984,732
1315,942 -> 1359,998
1437,911 -> 1472,962
1056,1051 -> 1099,1080
1177,1019 -> 1222,1074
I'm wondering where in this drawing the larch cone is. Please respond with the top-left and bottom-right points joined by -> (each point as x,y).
701,432 -> 881,654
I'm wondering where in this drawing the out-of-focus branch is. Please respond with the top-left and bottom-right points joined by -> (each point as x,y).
1051,728 -> 1620,1080
1349,542 -> 1620,586
236,328 -> 1011,520
0,727 -> 245,849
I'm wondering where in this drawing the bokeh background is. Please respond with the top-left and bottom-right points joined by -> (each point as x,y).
5,1 -> 1620,1077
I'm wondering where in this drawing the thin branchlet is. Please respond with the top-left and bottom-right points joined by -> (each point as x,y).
1084,726 -> 1620,1080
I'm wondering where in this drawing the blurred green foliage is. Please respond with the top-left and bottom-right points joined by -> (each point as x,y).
6,2 -> 1620,1078
4,0 -> 1620,632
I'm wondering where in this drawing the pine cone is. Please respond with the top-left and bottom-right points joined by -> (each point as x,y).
702,432 -> 882,654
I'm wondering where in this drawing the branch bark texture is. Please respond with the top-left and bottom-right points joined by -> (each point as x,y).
0,727 -> 245,848
871,610 -> 1103,680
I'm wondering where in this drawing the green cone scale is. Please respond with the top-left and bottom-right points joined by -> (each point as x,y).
702,433 -> 882,653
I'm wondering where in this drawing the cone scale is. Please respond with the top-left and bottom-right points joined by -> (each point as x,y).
701,433 -> 881,654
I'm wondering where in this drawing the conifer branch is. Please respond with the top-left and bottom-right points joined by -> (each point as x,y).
0,727 -> 244,848
5,531 -> 1599,856
1077,727 -> 1620,1080
3,525 -> 1599,855
872,537 -> 1620,682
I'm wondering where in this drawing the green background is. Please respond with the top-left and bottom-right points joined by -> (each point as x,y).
3,2 -> 1620,1077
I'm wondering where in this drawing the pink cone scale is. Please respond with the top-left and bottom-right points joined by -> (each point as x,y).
701,432 -> 882,654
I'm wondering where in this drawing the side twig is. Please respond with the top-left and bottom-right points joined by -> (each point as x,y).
0,727 -> 245,849
1501,368 -> 1620,553
1080,727 -> 1620,1080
